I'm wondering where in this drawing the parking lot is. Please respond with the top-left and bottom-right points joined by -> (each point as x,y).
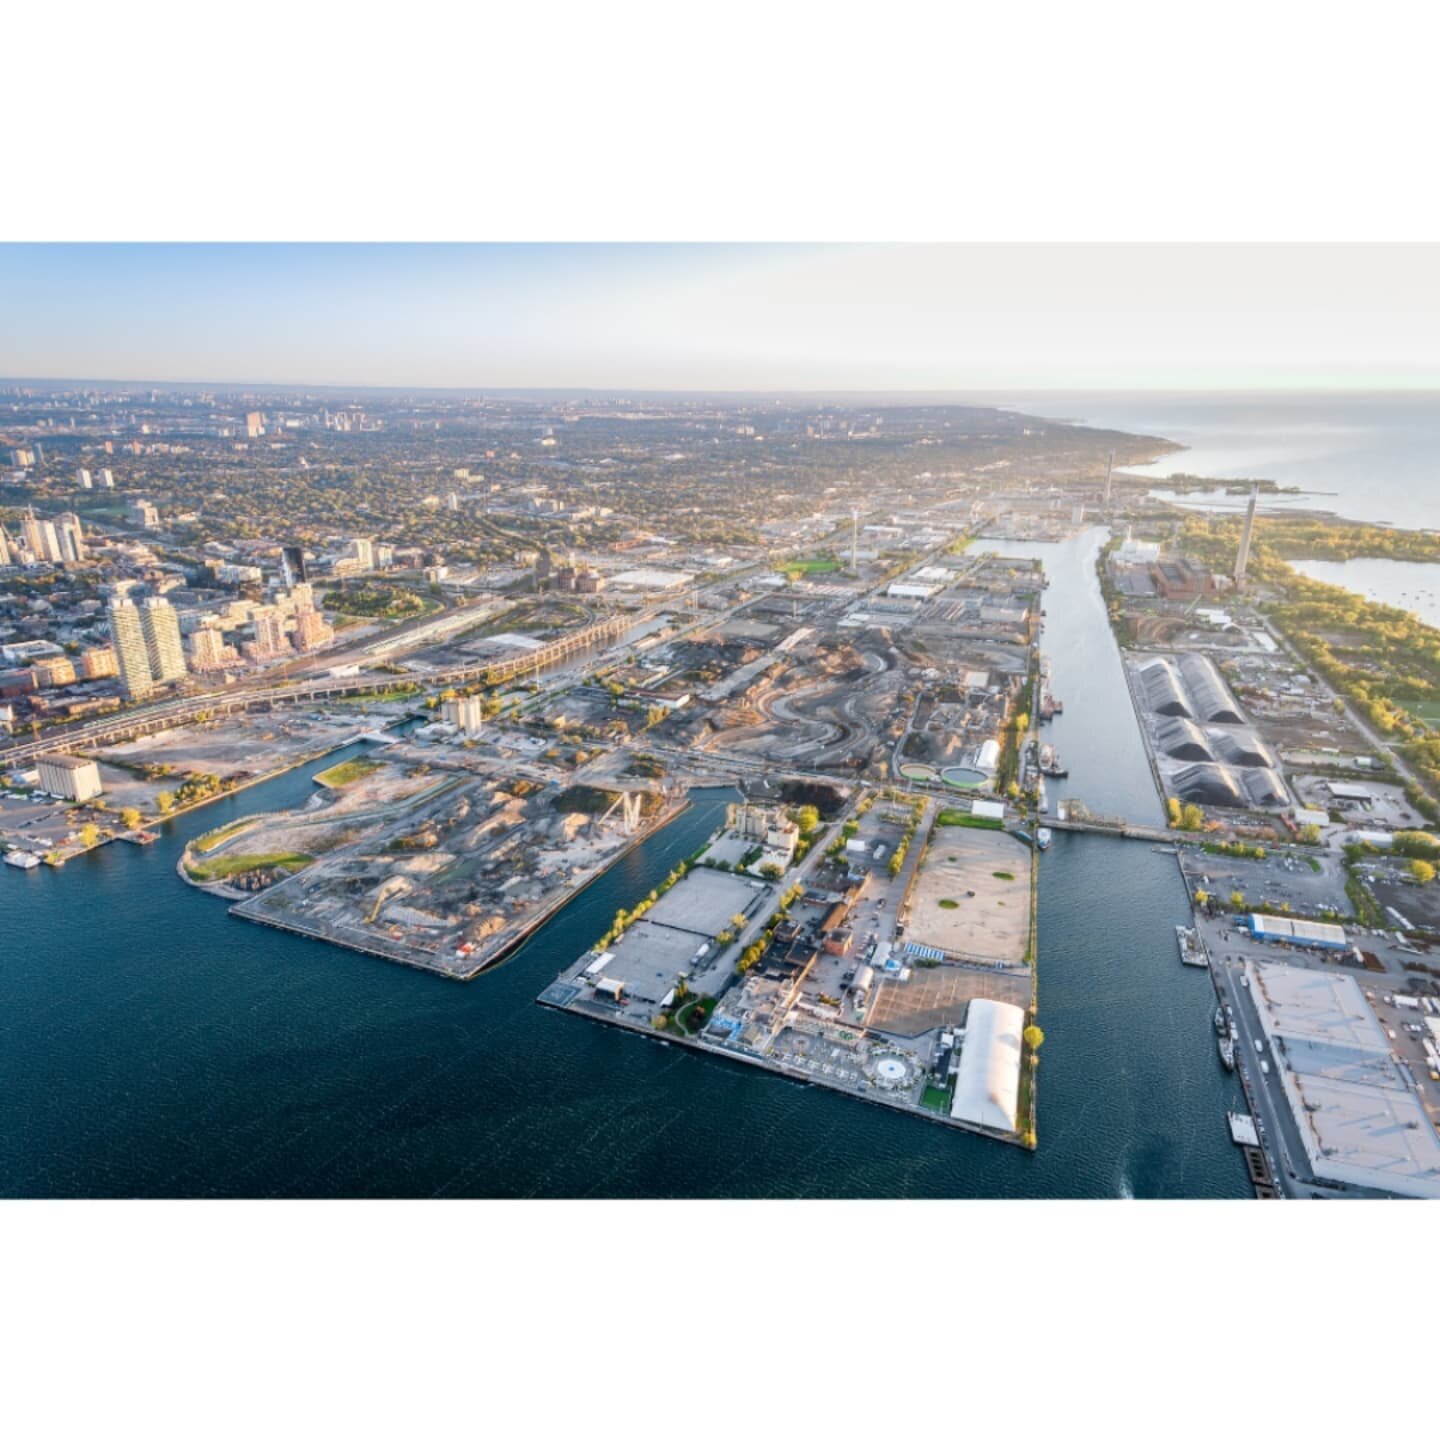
1181,846 -> 1349,917
0,787 -> 87,857
1368,868 -> 1440,931
866,962 -> 1029,1037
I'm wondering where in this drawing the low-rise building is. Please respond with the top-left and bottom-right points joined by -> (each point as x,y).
1247,961 -> 1440,1199
30,655 -> 78,688
80,647 -> 119,680
950,998 -> 1025,1133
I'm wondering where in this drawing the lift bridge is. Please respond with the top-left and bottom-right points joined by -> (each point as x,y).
599,788 -> 645,834
596,772 -> 686,835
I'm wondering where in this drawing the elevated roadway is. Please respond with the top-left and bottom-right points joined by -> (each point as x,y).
0,609 -> 653,766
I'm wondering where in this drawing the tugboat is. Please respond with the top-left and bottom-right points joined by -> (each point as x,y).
1039,745 -> 1069,779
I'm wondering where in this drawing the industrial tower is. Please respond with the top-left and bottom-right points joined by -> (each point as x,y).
1234,483 -> 1259,586
1103,450 -> 1114,506
850,508 -> 859,572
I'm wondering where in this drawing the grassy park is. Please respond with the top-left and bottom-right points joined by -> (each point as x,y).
314,757 -> 383,788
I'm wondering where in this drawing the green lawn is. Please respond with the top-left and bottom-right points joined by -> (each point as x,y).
936,809 -> 1003,830
992,870 -> 1015,881
937,898 -> 959,909
186,851 -> 313,882
920,1084 -> 952,1114
673,995 -> 717,1035
330,686 -> 423,706
314,757 -> 383,788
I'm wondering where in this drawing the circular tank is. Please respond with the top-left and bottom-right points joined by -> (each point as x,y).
940,766 -> 987,789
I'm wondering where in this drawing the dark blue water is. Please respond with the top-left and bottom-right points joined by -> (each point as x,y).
1,540 -> 1249,1197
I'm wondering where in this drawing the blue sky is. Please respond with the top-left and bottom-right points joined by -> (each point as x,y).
3,243 -> 1438,391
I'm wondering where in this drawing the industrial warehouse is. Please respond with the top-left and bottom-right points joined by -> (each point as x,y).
1242,914 -> 1349,951
1245,963 -> 1440,1200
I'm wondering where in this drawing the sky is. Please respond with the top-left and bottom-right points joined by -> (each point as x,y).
3,243 -> 1440,392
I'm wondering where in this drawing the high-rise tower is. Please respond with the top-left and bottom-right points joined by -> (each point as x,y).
109,597 -> 155,698
55,513 -> 86,563
140,596 -> 187,684
280,544 -> 308,588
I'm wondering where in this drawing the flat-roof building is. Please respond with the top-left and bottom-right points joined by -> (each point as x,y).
1244,914 -> 1348,950
1326,781 -> 1374,803
1247,961 -> 1440,1199
37,753 -> 103,802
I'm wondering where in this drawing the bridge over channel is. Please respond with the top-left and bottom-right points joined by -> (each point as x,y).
1038,815 -> 1208,845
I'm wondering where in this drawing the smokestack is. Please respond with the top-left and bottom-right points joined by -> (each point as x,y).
1234,483 -> 1259,586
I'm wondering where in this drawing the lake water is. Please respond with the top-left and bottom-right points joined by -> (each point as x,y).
1,534 -> 1248,1198
1290,557 -> 1440,630
1030,390 -> 1440,531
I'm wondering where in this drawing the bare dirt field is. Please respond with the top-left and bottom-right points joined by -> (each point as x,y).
904,823 -> 1032,962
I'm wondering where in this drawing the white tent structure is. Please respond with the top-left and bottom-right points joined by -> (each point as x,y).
951,999 -> 1025,1133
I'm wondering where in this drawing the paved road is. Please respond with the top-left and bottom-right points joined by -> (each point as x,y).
1213,958 -> 1302,1195
1257,611 -> 1427,799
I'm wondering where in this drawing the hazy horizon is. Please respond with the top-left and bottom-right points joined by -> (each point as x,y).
5,243 -> 1440,392
6,378 -> 1440,400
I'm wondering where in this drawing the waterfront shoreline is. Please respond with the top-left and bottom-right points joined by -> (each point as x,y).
537,985 -> 1033,1149
226,793 -> 694,981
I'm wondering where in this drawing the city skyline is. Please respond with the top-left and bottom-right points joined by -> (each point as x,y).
5,243 -> 1440,392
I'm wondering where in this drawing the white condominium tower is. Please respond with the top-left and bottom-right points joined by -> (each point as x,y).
108,597 -> 155,698
141,596 -> 187,684
54,512 -> 86,563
